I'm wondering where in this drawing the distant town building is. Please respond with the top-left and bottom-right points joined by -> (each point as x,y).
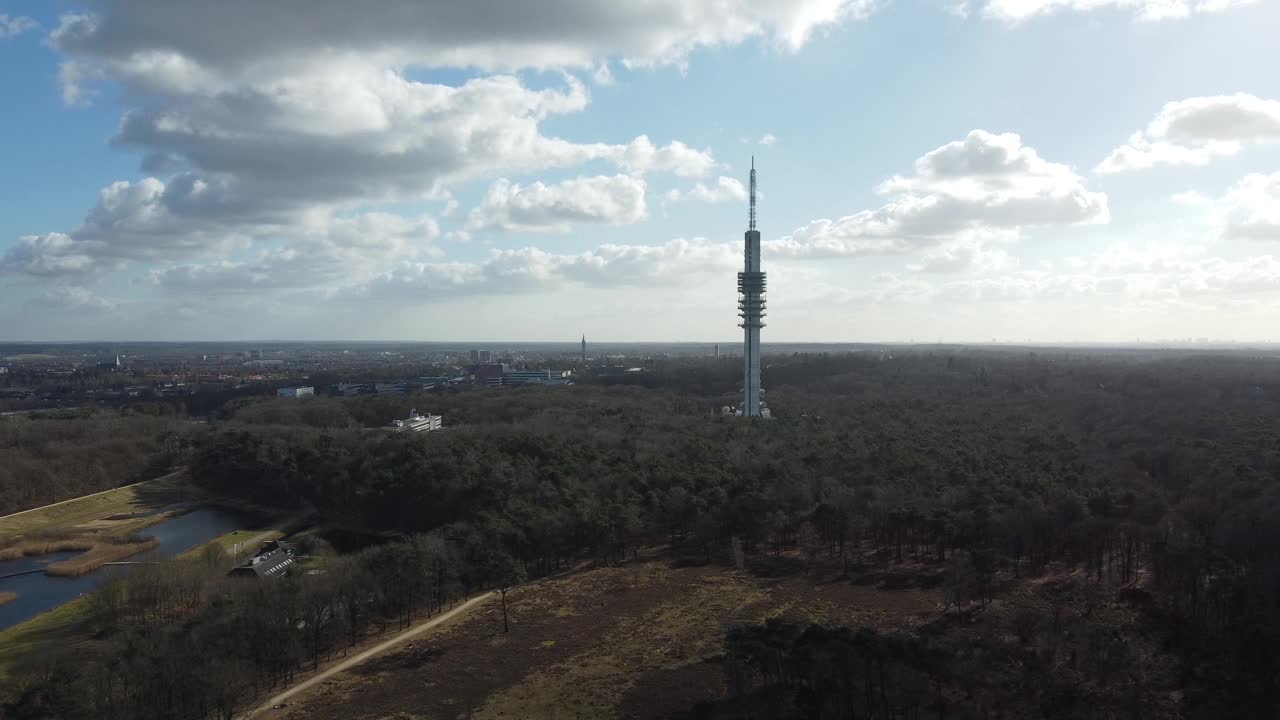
385,409 -> 443,433
472,364 -> 571,387
581,335 -> 587,363
474,363 -> 507,385
478,350 -> 492,363
336,382 -> 370,396
592,366 -> 644,378
374,382 -> 408,395
276,386 -> 315,399
503,368 -> 571,386
0,366 -> 7,375
469,349 -> 479,363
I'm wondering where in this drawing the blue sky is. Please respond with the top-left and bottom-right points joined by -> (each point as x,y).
1,0 -> 1279,341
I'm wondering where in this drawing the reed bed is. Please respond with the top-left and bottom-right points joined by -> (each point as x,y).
0,538 -> 95,561
44,537 -> 161,577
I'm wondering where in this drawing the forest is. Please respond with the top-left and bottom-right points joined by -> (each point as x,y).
5,348 -> 1280,718
0,409 -> 187,515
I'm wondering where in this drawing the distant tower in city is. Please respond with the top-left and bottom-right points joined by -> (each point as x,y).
738,158 -> 766,417
581,334 -> 587,363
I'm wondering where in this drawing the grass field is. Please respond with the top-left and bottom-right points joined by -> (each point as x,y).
0,470 -> 192,544
260,557 -> 942,720
0,595 -> 93,680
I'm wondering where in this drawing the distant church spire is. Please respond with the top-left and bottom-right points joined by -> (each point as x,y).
581,334 -> 587,363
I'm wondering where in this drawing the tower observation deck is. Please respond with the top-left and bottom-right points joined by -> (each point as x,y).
738,158 -> 766,417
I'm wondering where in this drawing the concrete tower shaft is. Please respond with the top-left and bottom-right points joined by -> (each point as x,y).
737,158 -> 765,417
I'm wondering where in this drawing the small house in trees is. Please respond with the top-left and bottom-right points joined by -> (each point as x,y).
228,540 -> 295,579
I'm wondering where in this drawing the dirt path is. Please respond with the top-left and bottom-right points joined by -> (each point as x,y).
243,591 -> 494,718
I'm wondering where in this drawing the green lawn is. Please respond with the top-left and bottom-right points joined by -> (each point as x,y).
178,527 -> 286,561
0,595 -> 93,680
0,471 -> 192,543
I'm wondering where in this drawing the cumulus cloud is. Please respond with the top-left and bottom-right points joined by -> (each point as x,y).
145,213 -> 440,293
975,0 -> 1257,23
466,175 -> 647,233
0,14 -> 37,39
1097,94 -> 1280,173
5,73 -> 707,277
1,175 -> 271,276
767,130 -> 1107,263
609,136 -> 716,177
7,192 -> 440,292
15,1 -> 833,284
835,245 -> 1280,309
52,2 -> 876,79
759,134 -> 778,145
2,234 -> 102,276
942,254 -> 1280,304
102,74 -> 704,215
907,241 -> 1016,274
668,177 -> 748,205
33,285 -> 120,313
1221,172 -> 1280,241
347,238 -> 738,302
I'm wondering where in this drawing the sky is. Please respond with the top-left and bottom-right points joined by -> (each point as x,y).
1,1 -> 1279,343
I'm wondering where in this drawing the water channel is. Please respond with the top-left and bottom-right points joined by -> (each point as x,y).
0,507 -> 245,631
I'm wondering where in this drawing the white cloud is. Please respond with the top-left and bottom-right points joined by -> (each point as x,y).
977,0 -> 1258,23
907,241 -> 1016,274
1222,172 -> 1280,241
0,14 -> 37,39
18,2 -> 794,286
1,234 -> 102,276
140,233 -> 737,302
2,176 -> 257,275
1171,190 -> 1211,206
466,175 -> 648,233
348,238 -> 738,302
768,130 -> 1107,263
668,176 -> 749,205
6,194 -> 440,287
1097,94 -> 1280,173
832,245 -> 1280,310
51,2 -> 876,80
144,212 -> 439,293
759,133 -> 778,145
6,72 -> 709,277
33,285 -> 120,313
610,136 -> 715,177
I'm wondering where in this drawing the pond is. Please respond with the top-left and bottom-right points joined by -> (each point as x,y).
0,507 -> 246,631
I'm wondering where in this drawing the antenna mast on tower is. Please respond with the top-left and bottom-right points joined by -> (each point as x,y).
748,156 -> 757,231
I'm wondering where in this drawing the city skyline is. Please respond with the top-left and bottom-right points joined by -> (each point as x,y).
2,2 -> 1279,342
